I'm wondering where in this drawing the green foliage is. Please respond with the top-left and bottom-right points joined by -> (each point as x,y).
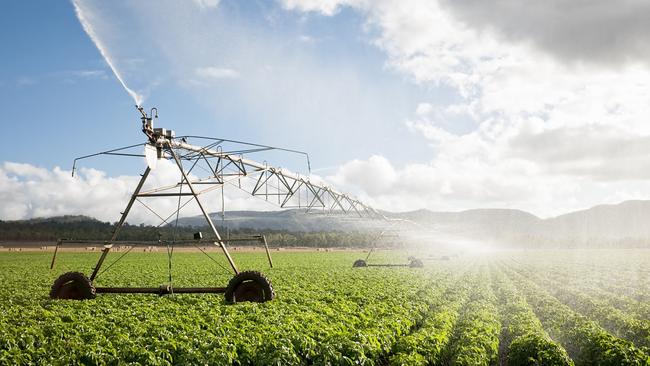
0,252 -> 437,365
508,334 -> 574,366
505,267 -> 649,366
389,277 -> 470,365
0,250 -> 648,365
513,266 -> 650,350
491,267 -> 573,366
446,274 -> 501,366
0,218 -> 381,248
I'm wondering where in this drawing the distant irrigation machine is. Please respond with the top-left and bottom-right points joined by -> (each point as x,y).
50,106 -> 381,303
352,220 -> 425,268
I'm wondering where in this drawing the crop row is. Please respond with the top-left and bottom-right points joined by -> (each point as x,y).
528,269 -> 650,322
388,270 -> 473,365
510,255 -> 649,304
444,265 -> 500,366
503,264 -> 649,365
490,265 -> 573,366
519,261 -> 650,323
1,250 -> 648,365
508,264 -> 650,350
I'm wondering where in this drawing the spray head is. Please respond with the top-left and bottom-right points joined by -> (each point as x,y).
137,105 -> 156,143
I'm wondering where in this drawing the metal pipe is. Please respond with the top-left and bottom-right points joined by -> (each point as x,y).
57,238 -> 268,245
71,143 -> 145,177
172,140 -> 349,198
366,264 -> 410,267
95,287 -> 227,294
178,135 -> 311,173
137,193 -> 196,197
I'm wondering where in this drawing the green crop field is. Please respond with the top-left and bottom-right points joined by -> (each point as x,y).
1,249 -> 649,365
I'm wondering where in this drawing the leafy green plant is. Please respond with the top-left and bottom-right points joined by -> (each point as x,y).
0,250 -> 649,365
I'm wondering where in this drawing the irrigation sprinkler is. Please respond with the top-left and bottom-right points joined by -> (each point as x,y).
50,106 -> 377,302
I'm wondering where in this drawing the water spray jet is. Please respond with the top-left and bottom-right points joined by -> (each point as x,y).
73,0 -> 144,105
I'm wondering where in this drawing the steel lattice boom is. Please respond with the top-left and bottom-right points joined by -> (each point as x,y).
68,106 -> 384,276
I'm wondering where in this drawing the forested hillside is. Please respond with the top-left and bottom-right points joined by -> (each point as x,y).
0,215 -> 378,248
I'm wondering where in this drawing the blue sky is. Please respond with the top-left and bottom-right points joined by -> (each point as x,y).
3,0 -> 650,222
0,0 -> 440,175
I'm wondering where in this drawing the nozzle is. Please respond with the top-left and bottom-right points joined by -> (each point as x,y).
136,105 -> 147,118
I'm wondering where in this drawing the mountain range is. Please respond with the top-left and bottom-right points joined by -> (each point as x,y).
175,200 -> 650,247
5,200 -> 650,248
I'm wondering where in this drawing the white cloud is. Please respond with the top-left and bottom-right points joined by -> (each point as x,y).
415,102 -> 433,117
298,34 -> 315,43
281,0 -> 366,16
58,1 -> 650,218
195,66 -> 240,80
326,150 -> 650,218
328,155 -> 397,196
281,0 -> 650,216
70,69 -> 107,79
193,0 -> 220,9
438,0 -> 650,66
3,162 -> 51,180
0,161 -> 276,224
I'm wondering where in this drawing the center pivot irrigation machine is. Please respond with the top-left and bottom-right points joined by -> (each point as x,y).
50,106 -> 382,303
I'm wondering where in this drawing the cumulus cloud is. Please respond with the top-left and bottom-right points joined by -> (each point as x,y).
328,155 -> 397,196
281,0 -> 650,216
0,161 -> 276,224
13,1 -> 650,220
438,0 -> 650,66
0,162 -> 138,222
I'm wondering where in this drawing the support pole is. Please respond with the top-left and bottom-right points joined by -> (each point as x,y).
90,167 -> 151,281
169,146 -> 239,274
364,246 -> 375,262
261,235 -> 273,268
110,167 -> 151,242
90,246 -> 111,281
49,239 -> 62,270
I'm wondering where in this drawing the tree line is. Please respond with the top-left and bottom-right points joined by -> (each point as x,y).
0,217 -> 386,248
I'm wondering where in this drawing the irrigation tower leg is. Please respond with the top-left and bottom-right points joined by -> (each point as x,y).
49,239 -> 62,270
261,235 -> 273,268
169,147 -> 239,274
90,167 -> 151,281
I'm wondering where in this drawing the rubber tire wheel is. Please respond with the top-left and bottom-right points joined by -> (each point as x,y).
409,259 -> 424,268
352,259 -> 367,268
50,272 -> 96,300
225,271 -> 274,303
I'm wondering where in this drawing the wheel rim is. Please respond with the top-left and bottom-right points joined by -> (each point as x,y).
57,280 -> 83,299
353,259 -> 367,267
233,280 -> 266,302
